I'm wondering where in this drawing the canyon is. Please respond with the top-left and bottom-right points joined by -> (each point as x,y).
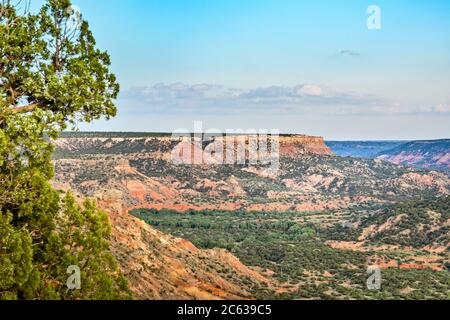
327,139 -> 450,172
52,133 -> 450,299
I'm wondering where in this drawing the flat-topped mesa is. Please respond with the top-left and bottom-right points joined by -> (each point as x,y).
54,133 -> 334,158
203,134 -> 333,154
278,135 -> 334,157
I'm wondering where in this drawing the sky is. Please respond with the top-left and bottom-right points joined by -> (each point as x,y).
32,0 -> 450,140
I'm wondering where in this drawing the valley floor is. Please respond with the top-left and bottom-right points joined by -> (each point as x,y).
130,198 -> 449,300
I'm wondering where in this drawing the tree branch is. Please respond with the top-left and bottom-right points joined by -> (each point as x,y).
1,102 -> 41,116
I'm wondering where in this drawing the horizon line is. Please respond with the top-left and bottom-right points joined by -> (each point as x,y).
60,131 -> 450,142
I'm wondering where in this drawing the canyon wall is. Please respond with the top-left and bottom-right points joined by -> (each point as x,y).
54,133 -> 334,159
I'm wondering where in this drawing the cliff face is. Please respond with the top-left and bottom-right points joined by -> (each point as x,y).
279,135 -> 333,157
54,133 -> 334,159
95,190 -> 273,300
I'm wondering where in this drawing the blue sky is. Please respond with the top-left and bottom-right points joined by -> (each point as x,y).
33,0 -> 450,139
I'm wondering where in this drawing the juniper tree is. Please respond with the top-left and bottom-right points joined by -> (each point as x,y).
0,0 -> 130,299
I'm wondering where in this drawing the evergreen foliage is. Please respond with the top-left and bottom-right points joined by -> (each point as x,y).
0,0 -> 130,300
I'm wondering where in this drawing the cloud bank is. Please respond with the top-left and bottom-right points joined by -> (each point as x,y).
119,83 -> 449,116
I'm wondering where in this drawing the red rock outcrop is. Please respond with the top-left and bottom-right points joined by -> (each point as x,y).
96,189 -> 274,300
279,135 -> 333,157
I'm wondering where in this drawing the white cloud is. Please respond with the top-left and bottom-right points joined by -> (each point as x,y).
294,84 -> 323,97
118,83 -> 449,116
